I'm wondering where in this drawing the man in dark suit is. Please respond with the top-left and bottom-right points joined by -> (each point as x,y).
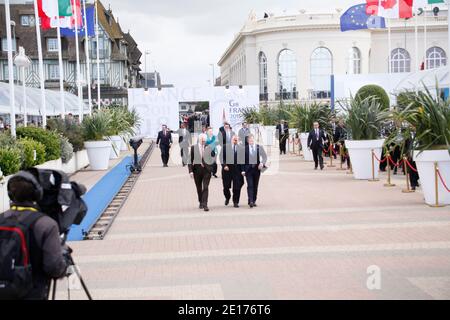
156,125 -> 173,167
177,123 -> 191,167
276,120 -> 289,155
238,122 -> 251,146
188,134 -> 215,212
240,134 -> 268,208
218,122 -> 235,148
220,135 -> 245,208
307,122 -> 328,170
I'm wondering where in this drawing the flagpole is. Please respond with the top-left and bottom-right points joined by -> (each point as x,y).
424,5 -> 428,70
95,0 -> 101,110
33,0 -> 47,127
4,0 -> 16,137
83,0 -> 92,115
388,18 -> 392,73
73,0 -> 83,122
57,20 -> 65,119
415,11 -> 419,71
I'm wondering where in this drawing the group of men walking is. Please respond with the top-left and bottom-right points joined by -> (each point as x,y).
156,122 -> 267,212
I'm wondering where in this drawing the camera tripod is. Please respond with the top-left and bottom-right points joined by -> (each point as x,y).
47,235 -> 92,300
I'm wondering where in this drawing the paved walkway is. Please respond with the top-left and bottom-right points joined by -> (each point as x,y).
65,143 -> 450,300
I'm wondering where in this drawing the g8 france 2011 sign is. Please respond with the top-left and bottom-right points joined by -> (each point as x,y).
128,86 -> 259,138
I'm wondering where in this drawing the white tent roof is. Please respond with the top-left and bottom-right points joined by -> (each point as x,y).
0,82 -> 89,116
394,67 -> 450,93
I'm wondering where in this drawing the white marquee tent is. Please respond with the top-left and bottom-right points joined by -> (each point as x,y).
0,82 -> 89,117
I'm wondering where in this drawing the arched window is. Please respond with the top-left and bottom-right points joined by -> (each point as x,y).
310,47 -> 333,98
390,48 -> 411,73
426,47 -> 447,69
347,47 -> 361,74
259,52 -> 268,101
277,49 -> 297,100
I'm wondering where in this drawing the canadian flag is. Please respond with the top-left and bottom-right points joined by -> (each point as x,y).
38,0 -> 82,30
366,0 -> 414,19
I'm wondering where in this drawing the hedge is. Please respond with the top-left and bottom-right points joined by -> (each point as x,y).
0,147 -> 21,176
356,85 -> 390,111
17,138 -> 46,169
16,127 -> 61,161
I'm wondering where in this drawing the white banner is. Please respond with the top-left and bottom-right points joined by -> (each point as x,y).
128,86 -> 259,138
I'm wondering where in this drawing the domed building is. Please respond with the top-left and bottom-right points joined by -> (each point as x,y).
218,8 -> 449,104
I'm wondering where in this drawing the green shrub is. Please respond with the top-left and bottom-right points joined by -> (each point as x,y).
0,132 -> 16,148
0,147 -> 21,176
288,103 -> 333,133
60,136 -> 74,164
356,85 -> 390,111
47,118 -> 85,152
16,127 -> 61,161
17,138 -> 46,169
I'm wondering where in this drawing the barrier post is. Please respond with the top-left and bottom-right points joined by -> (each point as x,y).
384,154 -> 396,187
368,149 -> 379,182
337,143 -> 346,171
402,156 -> 414,194
430,162 -> 445,208
328,142 -> 336,168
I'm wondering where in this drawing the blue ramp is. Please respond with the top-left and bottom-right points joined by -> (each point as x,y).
67,156 -> 133,241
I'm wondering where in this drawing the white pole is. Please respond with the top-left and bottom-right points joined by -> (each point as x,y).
415,13 -> 419,71
83,0 -> 92,115
22,67 -> 27,127
57,21 -> 65,118
74,0 -> 83,122
448,1 -> 450,76
33,0 -> 46,127
388,18 -> 392,73
424,6 -> 428,70
5,0 -> 16,137
95,0 -> 101,109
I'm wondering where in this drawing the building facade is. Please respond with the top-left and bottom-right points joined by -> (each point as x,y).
0,1 -> 144,107
218,8 -> 449,103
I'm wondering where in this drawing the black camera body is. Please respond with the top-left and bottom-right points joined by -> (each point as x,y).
129,136 -> 145,172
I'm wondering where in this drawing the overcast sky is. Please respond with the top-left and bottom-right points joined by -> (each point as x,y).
101,0 -> 359,87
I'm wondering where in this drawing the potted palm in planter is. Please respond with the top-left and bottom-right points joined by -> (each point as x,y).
258,105 -> 278,146
342,96 -> 390,180
82,111 -> 113,171
120,107 -> 141,151
241,107 -> 261,141
397,88 -> 450,206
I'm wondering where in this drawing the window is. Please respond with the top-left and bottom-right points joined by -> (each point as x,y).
2,38 -> 16,52
311,47 -> 333,98
3,64 -> 18,80
259,52 -> 268,101
21,15 -> 30,26
277,49 -> 297,100
347,47 -> 361,74
47,38 -> 58,52
390,48 -> 411,73
426,47 -> 447,69
48,64 -> 59,80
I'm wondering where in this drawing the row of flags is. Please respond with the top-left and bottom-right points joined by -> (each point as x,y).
341,0 -> 445,32
37,0 -> 95,37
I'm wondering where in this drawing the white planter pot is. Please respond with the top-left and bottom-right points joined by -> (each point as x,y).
346,139 -> 385,180
35,159 -> 63,171
75,150 -> 90,171
84,141 -> 112,171
261,126 -> 276,146
109,136 -> 122,159
300,133 -> 313,161
0,175 -> 11,212
414,150 -> 450,206
120,135 -> 129,151
61,156 -> 77,174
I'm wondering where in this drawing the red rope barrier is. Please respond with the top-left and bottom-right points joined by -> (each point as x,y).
437,168 -> 450,193
387,156 -> 403,167
372,152 -> 387,164
404,159 -> 418,173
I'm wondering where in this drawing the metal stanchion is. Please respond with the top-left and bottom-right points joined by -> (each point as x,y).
337,143 -> 346,171
368,149 -> 379,182
429,162 -> 445,207
384,154 -> 396,187
402,156 -> 415,194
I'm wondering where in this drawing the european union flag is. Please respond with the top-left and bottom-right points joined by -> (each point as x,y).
340,3 -> 386,32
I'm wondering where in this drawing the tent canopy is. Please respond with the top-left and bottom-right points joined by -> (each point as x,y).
0,82 -> 89,116
394,67 -> 450,93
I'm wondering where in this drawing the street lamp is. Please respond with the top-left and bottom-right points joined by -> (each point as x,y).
14,47 -> 32,127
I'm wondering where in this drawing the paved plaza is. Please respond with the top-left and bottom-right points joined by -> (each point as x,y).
64,143 -> 450,300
